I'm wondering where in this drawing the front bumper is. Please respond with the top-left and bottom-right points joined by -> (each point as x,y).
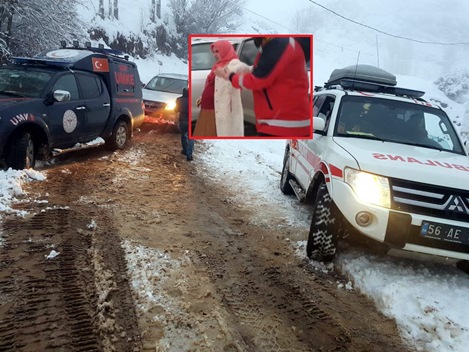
143,101 -> 177,121
330,180 -> 469,260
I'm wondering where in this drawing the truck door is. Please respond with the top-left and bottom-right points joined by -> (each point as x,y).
76,73 -> 111,141
46,73 -> 86,148
237,39 -> 257,126
294,95 -> 335,190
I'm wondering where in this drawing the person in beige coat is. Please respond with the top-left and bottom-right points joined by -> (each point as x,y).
193,40 -> 250,137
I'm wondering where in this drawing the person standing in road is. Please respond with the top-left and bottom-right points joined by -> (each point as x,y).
215,36 -> 311,137
175,87 -> 194,161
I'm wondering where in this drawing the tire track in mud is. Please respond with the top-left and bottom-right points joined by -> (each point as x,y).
174,142 -> 405,351
0,158 -> 142,351
192,242 -> 346,352
0,206 -> 101,351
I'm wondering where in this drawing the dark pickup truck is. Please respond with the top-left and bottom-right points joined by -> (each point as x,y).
0,44 -> 145,170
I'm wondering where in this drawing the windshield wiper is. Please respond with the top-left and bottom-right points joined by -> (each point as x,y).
0,90 -> 27,98
399,141 -> 443,151
337,133 -> 386,142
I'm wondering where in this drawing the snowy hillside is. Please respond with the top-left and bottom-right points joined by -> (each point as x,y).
302,0 -> 469,81
76,0 -> 469,132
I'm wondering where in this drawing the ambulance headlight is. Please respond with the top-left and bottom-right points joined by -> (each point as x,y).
165,101 -> 176,111
345,168 -> 390,208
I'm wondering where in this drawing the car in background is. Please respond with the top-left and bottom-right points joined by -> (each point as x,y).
142,73 -> 188,121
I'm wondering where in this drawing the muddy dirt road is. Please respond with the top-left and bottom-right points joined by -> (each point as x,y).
0,125 -> 412,351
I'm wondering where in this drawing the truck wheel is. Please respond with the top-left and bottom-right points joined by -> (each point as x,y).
306,181 -> 341,262
6,132 -> 36,170
109,121 -> 129,150
280,148 -> 294,195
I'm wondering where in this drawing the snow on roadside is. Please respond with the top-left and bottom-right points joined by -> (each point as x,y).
122,240 -> 208,350
0,168 -> 46,214
196,139 -> 311,229
0,168 -> 46,246
337,249 -> 469,352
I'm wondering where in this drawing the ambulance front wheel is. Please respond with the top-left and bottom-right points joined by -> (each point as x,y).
306,181 -> 340,262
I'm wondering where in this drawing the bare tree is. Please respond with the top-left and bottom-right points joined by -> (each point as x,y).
169,0 -> 244,34
0,0 -> 86,62
168,0 -> 190,34
289,7 -> 322,33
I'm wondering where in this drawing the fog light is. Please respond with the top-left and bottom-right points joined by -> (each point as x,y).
356,212 -> 372,227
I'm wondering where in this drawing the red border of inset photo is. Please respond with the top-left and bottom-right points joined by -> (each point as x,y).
188,34 -> 313,140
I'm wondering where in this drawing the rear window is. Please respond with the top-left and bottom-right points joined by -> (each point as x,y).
146,76 -> 188,94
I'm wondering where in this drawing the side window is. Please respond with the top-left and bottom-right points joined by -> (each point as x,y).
52,74 -> 79,100
76,74 -> 102,99
239,39 -> 257,66
313,95 -> 326,117
314,95 -> 336,132
318,96 -> 335,119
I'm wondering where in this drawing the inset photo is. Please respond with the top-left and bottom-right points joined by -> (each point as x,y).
189,34 -> 313,139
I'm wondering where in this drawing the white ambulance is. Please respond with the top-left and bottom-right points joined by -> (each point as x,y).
281,64 -> 469,264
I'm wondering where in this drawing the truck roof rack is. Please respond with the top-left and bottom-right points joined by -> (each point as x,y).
327,78 -> 426,99
322,64 -> 426,99
58,46 -> 127,59
11,46 -> 130,70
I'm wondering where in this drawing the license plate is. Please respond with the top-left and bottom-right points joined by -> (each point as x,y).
420,221 -> 469,245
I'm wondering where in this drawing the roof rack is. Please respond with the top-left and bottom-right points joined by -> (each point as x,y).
326,78 -> 425,99
11,57 -> 74,68
321,65 -> 426,99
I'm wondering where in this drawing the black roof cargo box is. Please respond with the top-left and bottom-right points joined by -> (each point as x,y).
326,64 -> 397,87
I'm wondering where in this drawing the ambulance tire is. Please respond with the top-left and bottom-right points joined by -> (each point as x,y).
109,120 -> 129,150
6,131 -> 36,170
280,148 -> 294,195
306,181 -> 340,262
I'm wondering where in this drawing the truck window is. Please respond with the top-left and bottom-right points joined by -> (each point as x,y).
77,74 -> 103,99
52,74 -> 79,100
0,69 -> 52,98
313,96 -> 326,117
191,42 -> 239,70
239,39 -> 257,66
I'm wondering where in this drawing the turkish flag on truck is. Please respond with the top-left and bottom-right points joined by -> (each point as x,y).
92,58 -> 109,72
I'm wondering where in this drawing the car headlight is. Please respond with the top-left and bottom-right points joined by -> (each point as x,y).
345,168 -> 390,208
165,101 -> 176,111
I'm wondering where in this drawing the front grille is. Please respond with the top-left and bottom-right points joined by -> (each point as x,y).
143,100 -> 166,110
390,178 -> 469,222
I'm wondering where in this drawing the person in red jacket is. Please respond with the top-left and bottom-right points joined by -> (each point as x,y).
215,36 -> 311,137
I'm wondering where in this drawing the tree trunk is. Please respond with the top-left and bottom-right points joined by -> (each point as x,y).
157,0 -> 161,19
113,0 -> 118,20
99,0 -> 104,19
150,0 -> 156,22
108,0 -> 113,19
6,8 -> 13,46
